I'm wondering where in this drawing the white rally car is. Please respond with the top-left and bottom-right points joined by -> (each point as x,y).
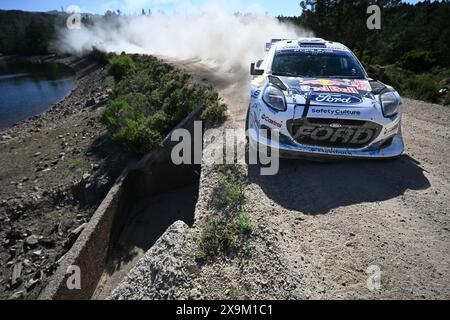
247,38 -> 404,159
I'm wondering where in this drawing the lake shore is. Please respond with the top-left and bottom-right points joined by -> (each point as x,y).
0,56 -> 133,299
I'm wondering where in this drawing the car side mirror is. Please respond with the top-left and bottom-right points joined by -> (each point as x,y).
250,63 -> 264,76
377,67 -> 385,80
368,66 -> 386,81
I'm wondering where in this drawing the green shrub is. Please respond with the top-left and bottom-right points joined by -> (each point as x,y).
215,165 -> 246,208
89,46 -> 110,65
107,55 -> 135,81
403,74 -> 440,103
236,212 -> 253,236
201,101 -> 228,126
197,213 -> 253,261
399,51 -> 438,74
101,55 -> 227,155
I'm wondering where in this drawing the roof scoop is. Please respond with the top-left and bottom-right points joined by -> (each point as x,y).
298,38 -> 327,48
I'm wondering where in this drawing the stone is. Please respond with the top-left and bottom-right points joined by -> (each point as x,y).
11,262 -> 23,286
8,291 -> 25,300
71,223 -> 88,237
189,288 -> 203,300
25,235 -> 39,247
85,98 -> 97,107
33,250 -> 43,257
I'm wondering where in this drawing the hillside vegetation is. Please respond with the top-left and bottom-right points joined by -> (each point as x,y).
101,54 -> 227,155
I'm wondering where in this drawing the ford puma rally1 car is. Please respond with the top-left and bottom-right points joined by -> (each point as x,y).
247,38 -> 404,159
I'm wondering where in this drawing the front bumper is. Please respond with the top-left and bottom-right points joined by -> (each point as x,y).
247,128 -> 404,160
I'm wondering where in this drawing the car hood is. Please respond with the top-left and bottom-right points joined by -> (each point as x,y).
277,76 -> 377,108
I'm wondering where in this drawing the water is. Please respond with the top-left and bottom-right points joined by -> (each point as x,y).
0,62 -> 76,129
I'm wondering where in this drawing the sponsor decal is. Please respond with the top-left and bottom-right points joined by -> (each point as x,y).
276,49 -> 335,56
262,114 -> 282,128
294,79 -> 372,94
309,146 -> 353,156
295,126 -> 375,145
351,80 -> 372,92
251,89 -> 261,98
311,93 -> 362,105
300,85 -> 359,94
309,108 -> 361,117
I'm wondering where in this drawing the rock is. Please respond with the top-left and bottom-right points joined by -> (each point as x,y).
33,250 -> 43,257
189,288 -> 203,300
11,262 -> 23,287
25,235 -> 39,247
71,223 -> 87,237
85,98 -> 97,107
82,173 -> 91,181
8,291 -> 25,300
26,278 -> 40,290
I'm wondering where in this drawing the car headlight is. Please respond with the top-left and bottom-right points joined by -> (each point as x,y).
380,91 -> 400,117
263,85 -> 286,111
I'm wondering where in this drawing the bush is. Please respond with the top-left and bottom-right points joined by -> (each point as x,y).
236,212 -> 253,236
107,55 -> 135,81
201,101 -> 228,126
403,74 -> 440,103
399,51 -> 438,74
214,165 -> 246,208
102,55 -> 227,155
89,46 -> 110,65
197,213 -> 253,261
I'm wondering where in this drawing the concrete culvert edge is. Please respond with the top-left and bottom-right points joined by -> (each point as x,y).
109,221 -> 189,300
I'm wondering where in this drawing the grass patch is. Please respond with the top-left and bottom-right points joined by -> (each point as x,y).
72,159 -> 81,169
197,212 -> 253,262
198,163 -> 251,262
214,165 -> 246,208
101,54 -> 227,155
236,212 -> 253,236
227,283 -> 252,300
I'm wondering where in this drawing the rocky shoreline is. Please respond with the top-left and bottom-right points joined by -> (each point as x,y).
0,56 -> 134,299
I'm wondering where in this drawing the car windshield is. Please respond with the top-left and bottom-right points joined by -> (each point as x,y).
271,50 -> 366,79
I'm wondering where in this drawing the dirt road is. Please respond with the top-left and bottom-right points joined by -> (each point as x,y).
171,59 -> 450,299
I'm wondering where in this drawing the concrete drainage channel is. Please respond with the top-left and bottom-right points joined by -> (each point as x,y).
39,107 -> 203,300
